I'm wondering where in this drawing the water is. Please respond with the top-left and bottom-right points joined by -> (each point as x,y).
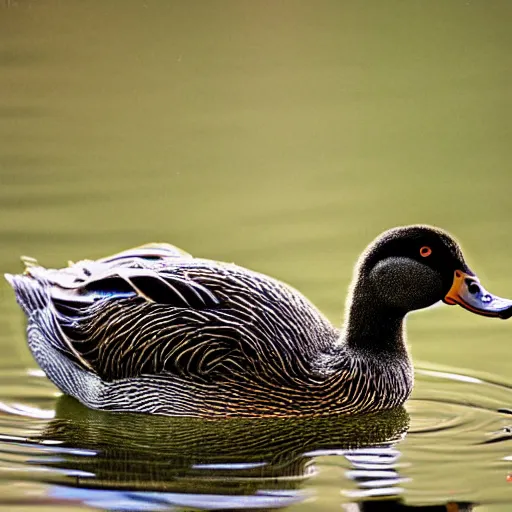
0,369 -> 509,510
0,1 -> 511,510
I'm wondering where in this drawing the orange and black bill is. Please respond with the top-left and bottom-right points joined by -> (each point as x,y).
443,270 -> 512,319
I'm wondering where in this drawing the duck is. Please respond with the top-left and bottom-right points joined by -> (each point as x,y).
5,225 -> 512,418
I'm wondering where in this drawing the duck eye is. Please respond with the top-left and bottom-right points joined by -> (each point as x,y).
420,246 -> 432,257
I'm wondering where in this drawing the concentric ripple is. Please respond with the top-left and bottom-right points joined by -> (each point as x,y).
410,364 -> 512,441
401,365 -> 512,507
0,366 -> 509,510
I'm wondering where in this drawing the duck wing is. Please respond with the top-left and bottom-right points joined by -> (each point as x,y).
10,244 -> 332,384
49,244 -> 218,310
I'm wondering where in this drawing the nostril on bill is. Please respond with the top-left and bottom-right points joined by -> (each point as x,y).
464,278 -> 480,295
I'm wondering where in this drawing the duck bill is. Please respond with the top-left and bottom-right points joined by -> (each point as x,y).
443,270 -> 512,319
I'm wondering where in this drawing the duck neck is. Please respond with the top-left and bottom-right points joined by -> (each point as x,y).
342,279 -> 408,356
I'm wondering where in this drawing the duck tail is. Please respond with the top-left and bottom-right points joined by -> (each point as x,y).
4,270 -> 50,318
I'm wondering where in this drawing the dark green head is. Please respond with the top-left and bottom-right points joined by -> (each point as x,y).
352,225 -> 512,318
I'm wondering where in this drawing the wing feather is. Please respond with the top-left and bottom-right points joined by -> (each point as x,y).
14,244 -> 332,384
39,248 -> 232,381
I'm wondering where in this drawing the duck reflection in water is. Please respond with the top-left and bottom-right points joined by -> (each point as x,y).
6,395 -> 473,511
343,501 -> 473,511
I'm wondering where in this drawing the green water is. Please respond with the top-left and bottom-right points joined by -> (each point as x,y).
0,1 -> 511,510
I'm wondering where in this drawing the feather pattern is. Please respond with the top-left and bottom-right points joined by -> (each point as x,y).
6,240 -> 417,418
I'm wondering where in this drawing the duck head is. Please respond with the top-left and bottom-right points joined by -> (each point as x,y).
354,225 -> 512,319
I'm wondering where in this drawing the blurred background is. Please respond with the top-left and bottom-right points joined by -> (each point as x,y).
0,1 -> 511,510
